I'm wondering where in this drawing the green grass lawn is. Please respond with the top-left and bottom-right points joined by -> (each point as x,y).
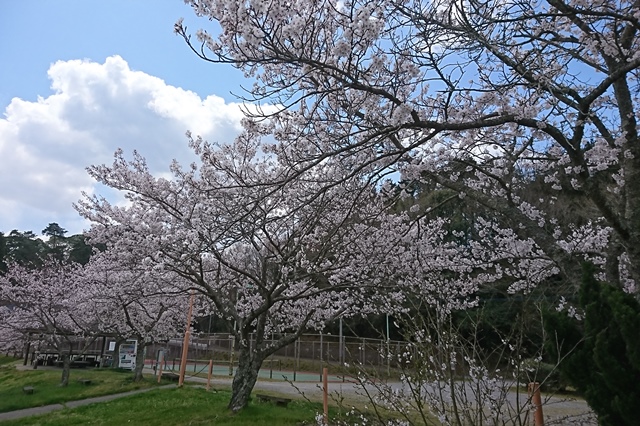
0,358 -> 401,425
0,386 -> 329,425
0,356 -> 20,367
0,364 -> 170,413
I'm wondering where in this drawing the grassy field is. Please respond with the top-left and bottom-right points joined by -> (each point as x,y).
0,358 -> 170,413
0,386 -> 335,425
0,356 -> 401,425
0,356 -> 20,367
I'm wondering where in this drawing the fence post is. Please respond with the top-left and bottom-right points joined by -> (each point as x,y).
323,367 -> 329,425
339,318 -> 344,366
387,339 -> 391,376
293,338 -> 298,382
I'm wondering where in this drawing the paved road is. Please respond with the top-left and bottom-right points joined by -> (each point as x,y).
184,369 -> 596,425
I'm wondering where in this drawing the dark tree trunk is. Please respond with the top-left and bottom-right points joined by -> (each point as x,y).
98,336 -> 107,368
132,342 -> 146,382
225,314 -> 309,412
60,353 -> 71,387
227,341 -> 266,412
23,340 -> 30,366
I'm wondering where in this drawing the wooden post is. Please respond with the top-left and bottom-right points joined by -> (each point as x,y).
323,367 -> 329,426
157,352 -> 164,384
528,382 -> 544,426
206,359 -> 213,391
178,291 -> 195,387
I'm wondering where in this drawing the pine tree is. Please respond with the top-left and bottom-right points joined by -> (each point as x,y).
42,223 -> 67,261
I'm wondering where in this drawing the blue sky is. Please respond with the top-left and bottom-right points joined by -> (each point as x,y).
1,1 -> 252,236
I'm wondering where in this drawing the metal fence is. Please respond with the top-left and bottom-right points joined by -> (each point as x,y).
12,332 -> 412,378
146,333 -> 410,378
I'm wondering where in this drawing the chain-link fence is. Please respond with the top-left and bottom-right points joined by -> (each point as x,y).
14,332 -> 412,380
146,333 -> 410,380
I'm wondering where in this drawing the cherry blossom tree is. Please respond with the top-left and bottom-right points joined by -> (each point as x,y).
176,0 -> 640,292
77,138 -> 600,417
83,253 -> 191,382
332,206 -> 585,425
76,136 -> 390,411
0,259 -> 98,386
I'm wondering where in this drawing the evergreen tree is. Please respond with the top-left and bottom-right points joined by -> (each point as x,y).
42,223 -> 67,261
0,232 -> 7,273
545,264 -> 640,426
66,234 -> 93,265
4,230 -> 47,268
2,225 -> 97,267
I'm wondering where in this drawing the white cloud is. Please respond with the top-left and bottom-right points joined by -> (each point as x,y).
0,55 -> 246,235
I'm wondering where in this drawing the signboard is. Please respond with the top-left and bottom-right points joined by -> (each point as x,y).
118,339 -> 138,370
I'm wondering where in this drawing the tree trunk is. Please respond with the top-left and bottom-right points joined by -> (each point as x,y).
227,342 -> 265,412
112,339 -> 122,369
60,353 -> 71,387
23,340 -> 30,366
98,336 -> 107,368
132,342 -> 146,382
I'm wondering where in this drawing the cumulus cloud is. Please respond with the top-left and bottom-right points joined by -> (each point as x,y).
0,55 -> 246,235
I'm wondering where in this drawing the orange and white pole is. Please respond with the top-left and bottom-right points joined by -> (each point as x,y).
528,382 -> 544,426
